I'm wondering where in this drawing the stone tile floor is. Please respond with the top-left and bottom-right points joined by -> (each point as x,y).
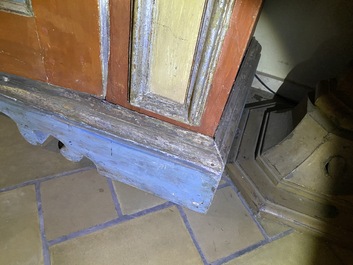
1,113 -> 353,265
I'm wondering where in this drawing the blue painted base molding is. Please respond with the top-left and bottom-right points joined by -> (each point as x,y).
0,75 -> 224,213
0,39 -> 260,213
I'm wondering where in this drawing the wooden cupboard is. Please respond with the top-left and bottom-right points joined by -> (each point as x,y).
0,0 -> 262,212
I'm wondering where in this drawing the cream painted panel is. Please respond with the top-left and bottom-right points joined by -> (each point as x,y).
149,0 -> 205,103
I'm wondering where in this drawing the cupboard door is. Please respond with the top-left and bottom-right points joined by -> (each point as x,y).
0,0 -> 103,96
0,4 -> 46,82
107,0 -> 263,136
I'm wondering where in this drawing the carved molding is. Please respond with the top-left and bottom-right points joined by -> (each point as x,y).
98,0 -> 110,97
0,0 -> 33,16
130,0 -> 236,125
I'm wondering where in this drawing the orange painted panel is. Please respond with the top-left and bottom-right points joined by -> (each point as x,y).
32,0 -> 103,95
0,11 -> 46,81
106,0 -> 130,104
199,0 -> 263,136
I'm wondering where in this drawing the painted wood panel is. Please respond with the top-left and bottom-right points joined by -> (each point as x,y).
106,0 -> 130,104
0,0 -> 33,16
32,0 -> 103,95
0,0 -> 103,96
0,11 -> 46,81
149,0 -> 205,103
107,0 -> 263,136
198,0 -> 263,136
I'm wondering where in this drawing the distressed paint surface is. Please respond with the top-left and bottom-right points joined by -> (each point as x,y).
0,74 -> 224,213
0,0 -> 103,96
0,0 -> 33,16
32,0 -> 103,95
149,0 -> 205,103
130,0 -> 237,127
0,11 -> 46,81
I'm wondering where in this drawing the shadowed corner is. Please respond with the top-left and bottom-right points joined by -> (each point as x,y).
260,0 -> 353,262
274,29 -> 353,260
227,0 -> 353,263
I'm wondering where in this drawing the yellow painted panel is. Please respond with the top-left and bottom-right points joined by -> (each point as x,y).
149,0 -> 205,103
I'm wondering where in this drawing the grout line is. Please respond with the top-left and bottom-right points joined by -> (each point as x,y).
217,182 -> 230,190
211,240 -> 267,265
212,223 -> 294,265
237,191 -> 270,240
268,228 -> 294,242
176,205 -> 209,265
48,201 -> 174,246
228,179 -> 270,240
106,178 -> 123,217
221,173 -> 233,185
0,166 -> 95,193
227,179 -> 239,193
35,182 -> 51,265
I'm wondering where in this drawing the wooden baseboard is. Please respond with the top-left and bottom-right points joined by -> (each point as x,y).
0,74 -> 222,213
0,39 -> 261,213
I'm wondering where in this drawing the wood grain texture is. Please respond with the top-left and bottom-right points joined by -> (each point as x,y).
199,0 -> 263,136
0,72 -> 224,213
0,1 -> 103,95
215,38 -> 261,162
0,11 -> 46,81
107,0 -> 263,136
32,0 -> 103,95
106,0 -> 131,105
149,0 -> 205,103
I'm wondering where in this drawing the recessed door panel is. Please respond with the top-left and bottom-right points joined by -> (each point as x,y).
0,0 -> 104,96
149,0 -> 205,104
0,10 -> 45,81
130,0 -> 236,126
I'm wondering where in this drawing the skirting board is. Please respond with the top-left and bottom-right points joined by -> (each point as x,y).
0,39 -> 261,213
0,75 -> 222,213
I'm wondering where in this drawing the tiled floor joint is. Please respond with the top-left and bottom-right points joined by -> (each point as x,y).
0,166 -> 94,193
48,201 -> 174,247
35,182 -> 51,265
177,205 -> 209,265
106,178 -> 123,217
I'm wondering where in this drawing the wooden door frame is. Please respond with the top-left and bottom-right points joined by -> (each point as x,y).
107,0 -> 263,136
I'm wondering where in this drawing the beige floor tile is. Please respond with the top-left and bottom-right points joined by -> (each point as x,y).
50,207 -> 203,265
0,185 -> 43,265
0,114 -> 91,189
113,181 -> 165,215
41,170 -> 117,240
257,216 -> 290,237
226,232 -> 342,265
184,186 -> 264,263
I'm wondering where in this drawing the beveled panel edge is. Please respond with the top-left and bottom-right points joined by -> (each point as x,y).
189,0 -> 236,124
130,0 -> 236,126
0,0 -> 33,16
98,0 -> 110,98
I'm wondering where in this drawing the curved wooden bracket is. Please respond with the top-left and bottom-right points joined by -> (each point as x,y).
17,124 -> 49,145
